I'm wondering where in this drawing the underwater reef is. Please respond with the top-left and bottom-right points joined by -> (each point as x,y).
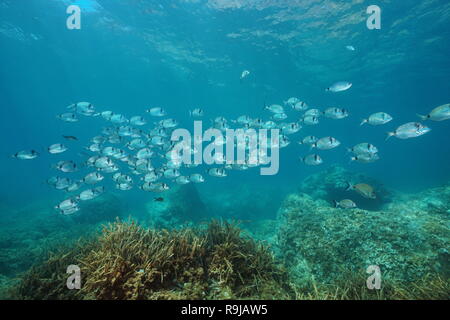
1,170 -> 449,300
276,184 -> 449,299
9,220 -> 293,300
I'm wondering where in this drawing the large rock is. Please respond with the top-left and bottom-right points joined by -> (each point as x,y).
276,188 -> 449,286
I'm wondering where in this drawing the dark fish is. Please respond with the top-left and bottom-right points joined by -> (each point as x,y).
63,135 -> 78,141
154,197 -> 164,202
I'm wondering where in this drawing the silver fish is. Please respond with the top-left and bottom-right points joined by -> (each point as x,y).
49,177 -> 72,190
323,107 -> 348,119
126,138 -> 147,150
59,206 -> 80,215
146,107 -> 166,117
118,126 -> 133,137
94,156 -> 114,169
234,115 -> 252,125
136,148 -> 153,160
54,160 -> 78,172
83,172 -> 104,184
163,168 -> 180,179
417,103 -> 450,122
326,81 -> 352,92
334,199 -> 357,209
304,109 -> 321,117
240,70 -> 250,80
189,108 -> 204,117
262,120 -> 277,129
141,182 -> 169,192
189,173 -> 205,183
300,154 -> 323,166
207,168 -> 227,177
265,104 -> 285,114
159,118 -> 178,128
78,186 -> 105,201
142,171 -> 160,183
386,122 -> 431,140
91,135 -> 107,144
101,111 -> 114,120
12,150 -> 39,160
302,116 -> 318,127
312,137 -> 340,150
55,198 -> 78,210
298,136 -> 318,146
116,183 -> 133,191
348,143 -> 378,155
68,102 -> 96,116
360,112 -> 393,126
48,143 -> 68,154
350,153 -> 380,163
66,180 -> 84,192
175,176 -> 190,185
57,112 -> 78,122
281,122 -> 302,135
271,113 -> 288,121
292,101 -> 308,111
284,97 -> 299,106
110,114 -> 128,124
130,116 -> 147,126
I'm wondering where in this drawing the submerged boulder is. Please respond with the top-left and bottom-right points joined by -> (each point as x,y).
276,189 -> 449,287
298,165 -> 393,211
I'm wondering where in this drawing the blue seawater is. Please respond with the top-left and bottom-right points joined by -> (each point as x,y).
0,0 -> 448,298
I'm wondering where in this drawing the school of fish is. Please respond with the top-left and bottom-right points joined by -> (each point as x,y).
11,76 -> 449,214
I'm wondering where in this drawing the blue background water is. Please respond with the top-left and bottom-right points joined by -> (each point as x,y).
0,0 -> 449,215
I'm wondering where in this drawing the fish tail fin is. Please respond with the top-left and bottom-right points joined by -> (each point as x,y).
360,119 -> 368,126
416,113 -> 428,121
348,156 -> 356,164
385,131 -> 395,141
309,143 -> 316,151
299,156 -> 304,163
333,200 -> 339,208
345,181 -> 353,191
